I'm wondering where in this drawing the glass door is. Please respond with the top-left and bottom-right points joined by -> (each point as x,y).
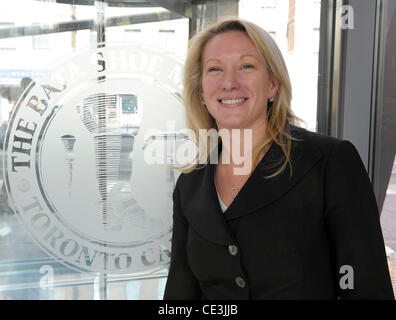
0,0 -> 322,300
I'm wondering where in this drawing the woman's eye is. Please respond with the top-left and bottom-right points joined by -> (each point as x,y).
208,67 -> 221,72
242,64 -> 254,70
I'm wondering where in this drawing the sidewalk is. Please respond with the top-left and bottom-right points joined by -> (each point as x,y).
380,157 -> 396,298
387,251 -> 396,297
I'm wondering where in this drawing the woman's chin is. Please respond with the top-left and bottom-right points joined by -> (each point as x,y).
216,120 -> 247,130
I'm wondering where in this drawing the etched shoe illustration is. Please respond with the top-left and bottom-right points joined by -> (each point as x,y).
75,93 -> 161,231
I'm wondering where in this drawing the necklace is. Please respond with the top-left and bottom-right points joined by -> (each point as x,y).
221,147 -> 268,202
223,166 -> 248,202
230,186 -> 239,200
219,142 -> 271,203
215,164 -> 244,204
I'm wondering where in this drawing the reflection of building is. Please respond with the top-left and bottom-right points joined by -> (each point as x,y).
0,1 -> 189,123
107,94 -> 141,131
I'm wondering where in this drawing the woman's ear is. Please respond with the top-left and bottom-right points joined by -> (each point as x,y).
269,77 -> 279,100
199,88 -> 206,105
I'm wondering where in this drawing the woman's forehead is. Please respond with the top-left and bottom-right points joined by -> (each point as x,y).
202,30 -> 260,61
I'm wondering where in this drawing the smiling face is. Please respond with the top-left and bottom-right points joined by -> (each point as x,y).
201,30 -> 278,131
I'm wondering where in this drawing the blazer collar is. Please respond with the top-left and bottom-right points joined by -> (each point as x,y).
182,126 -> 323,246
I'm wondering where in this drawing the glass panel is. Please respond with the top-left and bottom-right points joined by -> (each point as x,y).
0,0 -> 322,299
378,0 -> 396,295
0,0 -> 186,300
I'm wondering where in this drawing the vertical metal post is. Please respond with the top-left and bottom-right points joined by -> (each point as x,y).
316,0 -> 346,138
370,0 -> 387,209
316,0 -> 334,135
95,0 -> 107,301
330,0 -> 345,138
188,3 -> 198,39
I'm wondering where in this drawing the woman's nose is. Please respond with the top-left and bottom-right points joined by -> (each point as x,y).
221,70 -> 240,91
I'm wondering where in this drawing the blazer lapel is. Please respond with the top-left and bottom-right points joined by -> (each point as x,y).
182,162 -> 236,246
225,128 -> 323,220
181,126 -> 323,245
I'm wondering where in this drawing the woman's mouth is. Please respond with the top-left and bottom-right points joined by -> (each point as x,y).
218,98 -> 248,105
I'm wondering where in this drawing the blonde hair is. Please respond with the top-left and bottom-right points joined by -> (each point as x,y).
180,18 -> 301,177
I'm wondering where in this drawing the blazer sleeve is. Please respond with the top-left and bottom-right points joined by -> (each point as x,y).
324,140 -> 394,299
163,177 -> 202,300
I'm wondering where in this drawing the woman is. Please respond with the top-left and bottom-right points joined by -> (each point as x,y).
163,18 -> 394,299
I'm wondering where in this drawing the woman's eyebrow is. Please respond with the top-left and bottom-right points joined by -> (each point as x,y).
240,54 -> 259,61
203,58 -> 220,66
203,54 -> 259,66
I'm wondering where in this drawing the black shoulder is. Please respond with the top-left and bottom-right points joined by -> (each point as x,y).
174,164 -> 209,192
289,125 -> 342,157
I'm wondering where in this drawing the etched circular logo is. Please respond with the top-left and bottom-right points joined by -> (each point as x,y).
4,43 -> 185,274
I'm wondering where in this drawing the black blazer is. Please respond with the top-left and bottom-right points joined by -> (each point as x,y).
163,125 -> 394,300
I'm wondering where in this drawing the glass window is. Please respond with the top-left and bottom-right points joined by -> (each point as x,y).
377,0 -> 396,292
120,94 -> 138,114
0,0 -> 322,300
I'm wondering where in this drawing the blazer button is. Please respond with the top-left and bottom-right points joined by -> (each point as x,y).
228,245 -> 238,256
235,276 -> 246,288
